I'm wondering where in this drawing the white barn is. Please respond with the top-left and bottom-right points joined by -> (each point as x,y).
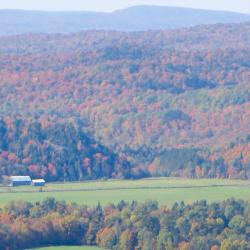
10,176 -> 32,187
32,179 -> 46,187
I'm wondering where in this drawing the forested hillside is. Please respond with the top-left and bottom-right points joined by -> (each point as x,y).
0,6 -> 250,35
0,119 -> 131,182
0,23 -> 250,180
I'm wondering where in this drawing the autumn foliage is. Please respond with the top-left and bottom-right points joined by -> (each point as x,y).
0,198 -> 249,249
0,22 -> 249,180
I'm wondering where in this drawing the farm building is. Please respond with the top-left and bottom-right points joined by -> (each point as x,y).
32,179 -> 46,186
9,176 -> 32,187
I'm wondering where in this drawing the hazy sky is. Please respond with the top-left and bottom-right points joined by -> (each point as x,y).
0,0 -> 250,13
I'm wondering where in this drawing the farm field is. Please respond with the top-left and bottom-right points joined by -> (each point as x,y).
1,178 -> 250,206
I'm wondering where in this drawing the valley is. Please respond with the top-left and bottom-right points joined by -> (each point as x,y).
0,5 -> 249,248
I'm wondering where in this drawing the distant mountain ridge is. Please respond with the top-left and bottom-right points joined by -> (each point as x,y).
0,5 -> 250,35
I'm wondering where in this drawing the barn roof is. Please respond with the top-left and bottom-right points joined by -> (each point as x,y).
10,176 -> 31,182
32,179 -> 45,183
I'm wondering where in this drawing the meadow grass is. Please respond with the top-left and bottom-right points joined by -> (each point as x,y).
1,178 -> 249,207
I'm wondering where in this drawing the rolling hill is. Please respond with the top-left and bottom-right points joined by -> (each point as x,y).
0,22 -> 249,181
0,6 -> 250,35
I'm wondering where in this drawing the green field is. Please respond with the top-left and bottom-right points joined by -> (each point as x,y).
32,246 -> 103,250
1,178 -> 250,207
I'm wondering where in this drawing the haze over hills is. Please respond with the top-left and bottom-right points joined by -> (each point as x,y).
1,5 -> 250,35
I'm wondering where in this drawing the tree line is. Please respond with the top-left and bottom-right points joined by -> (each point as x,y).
0,198 -> 249,249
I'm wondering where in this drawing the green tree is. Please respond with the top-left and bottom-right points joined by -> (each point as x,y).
176,217 -> 191,239
157,229 -> 174,250
228,215 -> 246,234
119,230 -> 136,250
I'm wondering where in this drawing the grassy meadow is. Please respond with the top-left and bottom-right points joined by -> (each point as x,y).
1,178 -> 250,207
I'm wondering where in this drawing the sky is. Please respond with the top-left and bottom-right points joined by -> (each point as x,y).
0,0 -> 249,14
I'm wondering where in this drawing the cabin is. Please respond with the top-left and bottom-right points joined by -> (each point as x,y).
32,179 -> 46,187
10,176 -> 32,187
